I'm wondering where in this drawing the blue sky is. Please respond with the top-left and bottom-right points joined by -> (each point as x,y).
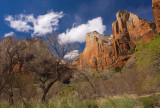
0,0 -> 153,37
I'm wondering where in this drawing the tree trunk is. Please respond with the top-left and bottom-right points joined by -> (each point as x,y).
9,93 -> 14,105
41,79 -> 57,102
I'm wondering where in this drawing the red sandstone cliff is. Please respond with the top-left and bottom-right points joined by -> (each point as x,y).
112,11 -> 156,60
74,11 -> 156,70
74,31 -> 113,70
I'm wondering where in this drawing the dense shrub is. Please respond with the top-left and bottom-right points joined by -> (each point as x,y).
136,35 -> 160,70
135,35 -> 160,94
138,95 -> 159,108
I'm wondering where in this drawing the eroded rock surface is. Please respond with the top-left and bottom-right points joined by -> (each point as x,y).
74,11 -> 156,70
112,11 -> 155,60
152,0 -> 160,33
0,37 -> 52,72
74,31 -> 113,70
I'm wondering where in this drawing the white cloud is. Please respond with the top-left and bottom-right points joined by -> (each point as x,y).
4,32 -> 15,37
33,11 -> 63,36
64,50 -> 79,60
5,15 -> 33,32
5,11 -> 63,36
59,17 -> 106,43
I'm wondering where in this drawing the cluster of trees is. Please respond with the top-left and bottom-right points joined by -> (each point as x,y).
0,34 -> 77,105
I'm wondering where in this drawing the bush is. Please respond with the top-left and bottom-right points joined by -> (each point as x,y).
138,95 -> 159,108
98,95 -> 142,108
120,49 -> 135,57
120,51 -> 128,56
135,35 -> 160,94
115,67 -> 122,72
136,35 -> 160,70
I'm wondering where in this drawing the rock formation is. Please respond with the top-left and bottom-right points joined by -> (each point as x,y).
74,31 -> 113,70
19,37 -> 52,60
75,11 -> 156,70
152,0 -> 160,33
0,37 -> 52,72
112,11 -> 156,59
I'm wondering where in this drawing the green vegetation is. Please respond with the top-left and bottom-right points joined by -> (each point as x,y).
136,35 -> 160,70
133,35 -> 160,94
1,95 -> 158,108
99,96 -> 142,108
138,95 -> 159,108
120,51 -> 128,56
0,95 -> 145,108
115,67 -> 122,72
128,49 -> 135,55
120,49 -> 135,57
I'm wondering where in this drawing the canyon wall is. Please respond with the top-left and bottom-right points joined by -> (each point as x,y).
74,10 -> 156,70
74,31 -> 113,70
112,11 -> 156,60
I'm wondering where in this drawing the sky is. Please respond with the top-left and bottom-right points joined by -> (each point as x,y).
0,0 -> 153,58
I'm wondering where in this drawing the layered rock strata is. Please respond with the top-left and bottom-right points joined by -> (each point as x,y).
74,31 -> 113,70
74,11 -> 156,70
112,11 -> 156,59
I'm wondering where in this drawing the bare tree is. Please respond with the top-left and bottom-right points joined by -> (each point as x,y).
0,37 -> 37,105
26,33 -> 78,102
0,37 -> 26,105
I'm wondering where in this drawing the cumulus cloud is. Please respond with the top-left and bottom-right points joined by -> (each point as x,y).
4,32 -> 15,37
5,15 -> 33,32
33,11 -> 63,36
64,50 -> 79,60
5,11 -> 63,36
59,17 -> 106,43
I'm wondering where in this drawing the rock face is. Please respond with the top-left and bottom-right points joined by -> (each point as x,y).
0,37 -> 52,72
74,31 -> 113,70
0,37 -> 51,58
19,37 -> 52,60
152,0 -> 160,33
112,11 -> 156,59
75,11 -> 156,70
